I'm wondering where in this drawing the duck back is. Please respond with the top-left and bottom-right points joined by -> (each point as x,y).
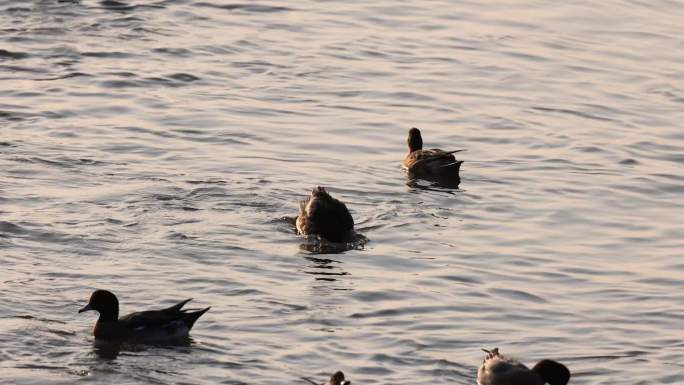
296,187 -> 354,242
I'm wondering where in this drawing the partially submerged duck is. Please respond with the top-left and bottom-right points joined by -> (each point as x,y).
304,371 -> 351,385
403,127 -> 464,180
478,348 -> 571,385
296,186 -> 354,243
78,289 -> 210,342
327,371 -> 351,385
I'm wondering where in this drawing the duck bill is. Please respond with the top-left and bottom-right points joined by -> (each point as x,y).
78,303 -> 93,313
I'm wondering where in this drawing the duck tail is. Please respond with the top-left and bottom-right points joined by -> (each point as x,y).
482,347 -> 500,360
183,306 -> 211,330
167,298 -> 193,312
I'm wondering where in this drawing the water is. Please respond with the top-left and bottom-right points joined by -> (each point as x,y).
1,1 -> 683,384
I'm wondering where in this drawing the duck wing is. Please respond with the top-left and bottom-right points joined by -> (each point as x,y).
404,149 -> 465,179
405,149 -> 464,168
119,299 -> 210,331
423,148 -> 465,161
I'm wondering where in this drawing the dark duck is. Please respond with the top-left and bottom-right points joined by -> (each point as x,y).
296,187 -> 354,243
327,371 -> 351,385
478,348 -> 571,385
78,289 -> 210,342
303,371 -> 351,385
403,127 -> 464,181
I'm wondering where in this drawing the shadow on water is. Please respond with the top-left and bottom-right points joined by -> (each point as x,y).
95,0 -> 165,11
275,216 -> 368,254
303,255 -> 350,282
406,175 -> 462,191
92,337 -> 192,360
193,3 -> 293,13
100,0 -> 132,8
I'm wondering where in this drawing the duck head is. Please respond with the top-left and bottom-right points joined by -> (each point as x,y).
407,127 -> 423,153
328,371 -> 350,385
532,359 -> 571,385
79,289 -> 119,322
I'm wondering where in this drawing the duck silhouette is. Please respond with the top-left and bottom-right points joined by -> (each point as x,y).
478,348 -> 570,385
78,289 -> 210,342
302,370 -> 351,385
403,127 -> 464,182
296,186 -> 354,243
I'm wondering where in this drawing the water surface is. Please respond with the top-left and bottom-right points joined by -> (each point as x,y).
1,1 -> 683,384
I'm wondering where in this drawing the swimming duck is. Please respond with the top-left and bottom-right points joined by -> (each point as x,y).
302,370 -> 351,385
478,348 -> 570,385
296,186 -> 354,243
403,127 -> 464,180
327,371 -> 351,385
78,289 -> 210,342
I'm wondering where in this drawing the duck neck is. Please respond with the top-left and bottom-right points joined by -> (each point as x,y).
408,129 -> 423,152
408,142 -> 422,153
96,307 -> 119,323
408,139 -> 422,153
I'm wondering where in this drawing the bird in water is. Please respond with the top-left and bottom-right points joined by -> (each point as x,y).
478,348 -> 571,385
302,371 -> 351,385
327,371 -> 351,385
296,186 -> 354,243
403,127 -> 464,182
78,289 -> 210,342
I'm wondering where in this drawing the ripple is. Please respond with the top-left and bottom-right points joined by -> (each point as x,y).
531,106 -> 616,122
0,49 -> 29,60
33,72 -> 91,81
489,288 -> 549,304
167,73 -> 200,82
1,1 -> 683,385
194,2 -> 293,13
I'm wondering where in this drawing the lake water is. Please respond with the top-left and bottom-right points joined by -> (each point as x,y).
1,1 -> 683,384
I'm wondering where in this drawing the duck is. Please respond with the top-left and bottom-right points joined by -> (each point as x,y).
403,127 -> 464,180
296,186 -> 354,243
303,371 -> 351,385
477,348 -> 571,385
327,371 -> 351,385
78,289 -> 210,342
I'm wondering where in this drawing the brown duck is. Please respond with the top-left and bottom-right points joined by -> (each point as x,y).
78,289 -> 210,342
403,127 -> 464,180
303,371 -> 351,385
296,186 -> 354,243
478,348 -> 571,385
